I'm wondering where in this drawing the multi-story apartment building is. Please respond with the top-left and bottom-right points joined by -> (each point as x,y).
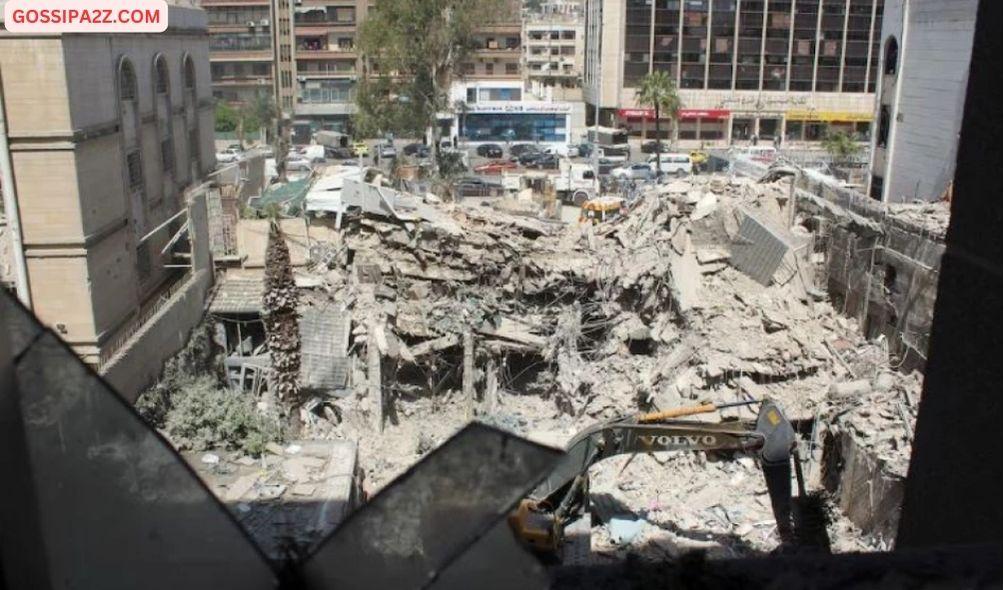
0,6 -> 217,395
585,0 -> 885,147
204,0 -> 535,139
203,0 -> 277,105
867,0 -> 977,202
523,2 -> 585,101
291,0 -> 365,136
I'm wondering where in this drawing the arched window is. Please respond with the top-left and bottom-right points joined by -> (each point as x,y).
119,59 -> 137,101
154,54 -> 170,94
184,56 -> 196,90
181,54 -> 201,178
884,37 -> 898,76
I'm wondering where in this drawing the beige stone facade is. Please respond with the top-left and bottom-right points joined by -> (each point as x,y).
0,6 -> 215,369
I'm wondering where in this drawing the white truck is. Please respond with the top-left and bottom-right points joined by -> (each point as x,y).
500,160 -> 596,204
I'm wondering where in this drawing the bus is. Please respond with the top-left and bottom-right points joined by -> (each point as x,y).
587,126 -> 631,163
587,126 -> 630,147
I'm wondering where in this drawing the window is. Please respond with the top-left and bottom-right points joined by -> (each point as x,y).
884,36 -> 898,75
126,151 -> 144,189
154,56 -> 169,94
161,138 -> 175,173
119,59 -> 137,101
876,105 -> 890,147
136,242 -> 151,280
184,56 -> 196,90
506,63 -> 519,75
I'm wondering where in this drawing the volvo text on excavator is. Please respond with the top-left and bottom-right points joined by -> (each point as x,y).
508,399 -> 804,555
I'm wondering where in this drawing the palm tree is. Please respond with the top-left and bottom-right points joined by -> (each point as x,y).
635,71 -> 681,179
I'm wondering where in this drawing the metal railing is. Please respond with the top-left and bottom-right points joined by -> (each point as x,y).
97,271 -> 194,370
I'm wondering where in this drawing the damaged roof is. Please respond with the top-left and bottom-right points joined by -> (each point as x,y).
209,272 -> 265,314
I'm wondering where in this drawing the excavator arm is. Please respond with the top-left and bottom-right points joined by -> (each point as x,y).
510,400 -> 799,553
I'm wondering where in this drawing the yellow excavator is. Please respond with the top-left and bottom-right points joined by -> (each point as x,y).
509,399 -> 803,555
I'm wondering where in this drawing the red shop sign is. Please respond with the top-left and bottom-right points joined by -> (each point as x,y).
678,109 -> 731,120
617,108 -> 656,120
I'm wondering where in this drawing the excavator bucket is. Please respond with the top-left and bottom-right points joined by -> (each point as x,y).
755,400 -> 798,544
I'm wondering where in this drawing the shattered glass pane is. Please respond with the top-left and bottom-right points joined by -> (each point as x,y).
302,424 -> 561,588
10,316 -> 277,588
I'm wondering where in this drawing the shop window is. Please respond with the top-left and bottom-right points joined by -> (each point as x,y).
731,118 -> 753,141
759,118 -> 780,139
804,122 -> 826,141
785,120 -> 804,140
883,36 -> 898,75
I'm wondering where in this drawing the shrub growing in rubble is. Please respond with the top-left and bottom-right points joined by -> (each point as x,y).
162,376 -> 285,456
136,326 -> 285,456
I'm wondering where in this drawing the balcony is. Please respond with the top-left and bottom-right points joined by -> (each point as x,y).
210,50 -> 273,62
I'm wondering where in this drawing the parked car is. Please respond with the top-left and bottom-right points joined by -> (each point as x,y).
509,143 -> 541,160
640,140 -> 669,154
576,143 -> 594,158
517,151 -> 547,166
476,143 -> 504,158
350,142 -> 369,157
402,142 -> 424,156
543,144 -> 580,158
473,159 -> 518,174
325,146 -> 354,160
215,146 -> 243,164
611,163 -> 655,181
647,153 -> 693,177
525,153 -> 559,170
377,144 -> 397,159
453,176 -> 502,197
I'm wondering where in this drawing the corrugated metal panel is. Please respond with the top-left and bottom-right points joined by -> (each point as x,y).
300,304 -> 351,394
730,211 -> 792,285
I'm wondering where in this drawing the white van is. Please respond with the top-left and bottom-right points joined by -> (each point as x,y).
647,153 -> 693,177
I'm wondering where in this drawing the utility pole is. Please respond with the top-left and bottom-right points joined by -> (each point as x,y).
592,49 -> 601,196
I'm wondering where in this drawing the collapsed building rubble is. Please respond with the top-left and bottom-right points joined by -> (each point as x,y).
196,169 -> 940,559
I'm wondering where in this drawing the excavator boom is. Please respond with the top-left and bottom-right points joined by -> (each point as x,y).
511,399 -> 799,553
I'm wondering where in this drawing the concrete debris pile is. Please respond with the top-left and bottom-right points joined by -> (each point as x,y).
294,173 -> 925,553
185,440 -> 359,560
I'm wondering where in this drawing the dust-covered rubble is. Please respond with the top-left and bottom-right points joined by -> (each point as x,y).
262,172 -> 926,556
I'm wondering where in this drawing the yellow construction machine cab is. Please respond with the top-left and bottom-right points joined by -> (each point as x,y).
579,196 -> 626,225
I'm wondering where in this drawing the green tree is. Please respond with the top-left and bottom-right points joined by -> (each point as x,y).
635,71 -> 681,178
821,128 -> 862,164
215,102 -> 239,133
355,0 -> 506,171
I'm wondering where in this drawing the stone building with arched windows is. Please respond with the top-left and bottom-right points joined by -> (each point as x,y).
0,5 -> 218,397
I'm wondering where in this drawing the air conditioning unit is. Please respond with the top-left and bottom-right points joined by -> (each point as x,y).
247,20 -> 256,27
297,76 -> 307,82
259,18 -> 270,26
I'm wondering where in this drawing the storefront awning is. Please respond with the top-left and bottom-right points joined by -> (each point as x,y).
786,110 -> 872,123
